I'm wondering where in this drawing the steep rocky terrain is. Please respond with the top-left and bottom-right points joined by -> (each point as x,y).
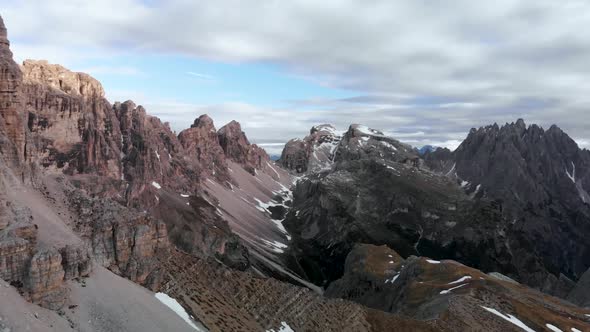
423,120 -> 590,292
281,121 -> 590,302
326,244 -> 590,331
1,12 -> 590,332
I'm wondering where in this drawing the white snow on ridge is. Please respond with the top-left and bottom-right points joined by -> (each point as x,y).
380,140 -> 397,151
155,150 -> 161,162
385,273 -> 400,284
355,125 -> 384,137
151,181 -> 162,189
571,328 -> 582,332
565,161 -> 576,183
446,163 -> 456,176
426,259 -> 441,264
266,321 -> 295,332
155,293 -> 204,331
439,283 -> 468,294
546,324 -> 563,332
181,194 -> 190,198
480,306 -> 535,332
448,276 -> 472,284
261,239 -> 288,254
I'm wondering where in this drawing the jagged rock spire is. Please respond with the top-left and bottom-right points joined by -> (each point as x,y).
0,15 -> 26,168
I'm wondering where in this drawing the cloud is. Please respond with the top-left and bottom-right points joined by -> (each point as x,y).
2,0 -> 590,151
185,71 -> 214,80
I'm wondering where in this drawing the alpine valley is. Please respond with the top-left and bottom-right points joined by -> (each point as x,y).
0,14 -> 589,332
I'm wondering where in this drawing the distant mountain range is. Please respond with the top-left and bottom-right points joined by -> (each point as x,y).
1,14 -> 589,332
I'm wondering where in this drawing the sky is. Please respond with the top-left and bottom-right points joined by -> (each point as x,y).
2,0 -> 590,155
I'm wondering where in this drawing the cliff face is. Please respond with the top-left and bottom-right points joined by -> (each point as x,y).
0,13 -> 291,314
22,59 -> 122,179
424,120 -> 590,288
218,120 -> 269,174
282,121 -> 590,299
0,16 -> 26,169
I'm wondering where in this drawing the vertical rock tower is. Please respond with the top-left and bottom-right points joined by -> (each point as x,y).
0,15 -> 26,168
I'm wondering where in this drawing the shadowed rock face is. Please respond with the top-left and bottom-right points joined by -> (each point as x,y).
425,120 -> 590,289
282,121 -> 590,299
568,267 -> 590,307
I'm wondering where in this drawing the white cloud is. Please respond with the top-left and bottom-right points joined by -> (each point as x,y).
186,71 -> 214,80
2,0 -> 590,150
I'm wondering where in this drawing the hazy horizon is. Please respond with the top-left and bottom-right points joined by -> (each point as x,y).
3,1 -> 590,155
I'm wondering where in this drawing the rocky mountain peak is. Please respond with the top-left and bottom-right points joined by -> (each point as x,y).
310,124 -> 337,135
217,120 -> 270,174
347,124 -> 386,138
0,14 -> 25,168
0,16 -> 10,51
190,114 -> 215,130
21,59 -> 105,98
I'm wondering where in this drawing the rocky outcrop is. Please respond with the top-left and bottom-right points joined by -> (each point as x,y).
67,188 -> 169,289
279,124 -> 341,173
217,120 -> 268,174
0,16 -> 26,169
22,60 -> 122,179
21,59 -> 104,98
178,115 -> 230,183
60,244 -> 92,280
282,121 -> 590,297
283,150 -> 500,286
325,244 -> 406,309
568,267 -> 590,307
324,243 -> 590,331
334,124 -> 417,165
24,249 -> 66,309
114,100 -> 196,207
0,211 -> 37,284
425,120 -> 590,288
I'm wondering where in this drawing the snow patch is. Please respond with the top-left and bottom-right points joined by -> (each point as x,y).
266,321 -> 295,332
267,162 -> 281,179
439,283 -> 467,294
151,181 -> 161,189
448,276 -> 472,284
355,125 -> 383,137
446,163 -> 456,176
565,161 -> 576,183
546,324 -> 563,332
155,293 -> 203,331
480,306 -> 535,332
380,140 -> 397,151
385,273 -> 400,284
154,150 -> 160,162
571,328 -> 582,332
261,239 -> 288,254
180,194 -> 190,198
426,259 -> 441,264
389,261 -> 395,264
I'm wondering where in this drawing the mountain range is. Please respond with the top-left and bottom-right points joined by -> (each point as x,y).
1,14 -> 589,332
